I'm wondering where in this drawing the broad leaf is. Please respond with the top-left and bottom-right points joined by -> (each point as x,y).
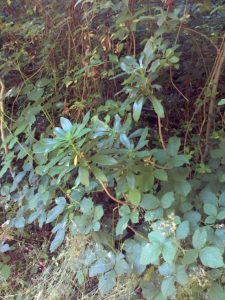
60,117 -> 72,131
140,243 -> 161,265
176,221 -> 189,240
128,188 -> 141,205
161,192 -> 175,209
199,247 -> 224,268
98,270 -> 116,295
79,166 -> 90,187
161,277 -> 176,298
192,228 -> 207,249
91,154 -> 118,166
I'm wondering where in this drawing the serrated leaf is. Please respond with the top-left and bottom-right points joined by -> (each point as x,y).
50,228 -> 65,252
130,210 -> 139,223
80,198 -> 93,214
152,97 -> 164,118
176,265 -> 188,285
208,283 -> 225,300
204,203 -> 217,217
161,192 -> 175,209
36,78 -> 50,87
167,137 -> 180,156
176,221 -> 190,240
199,247 -> 224,268
114,254 -> 130,275
128,188 -> 141,205
140,194 -> 160,210
27,87 -> 44,101
94,205 -> 104,220
116,216 -> 129,236
158,263 -> 174,276
89,259 -> 113,277
161,277 -> 176,298
162,241 -> 177,263
148,231 -> 165,244
140,243 -> 161,265
98,270 -> 116,295
182,249 -> 199,265
192,228 -> 207,249
1,264 -> 11,280
217,210 -> 225,220
119,205 -> 130,216
79,166 -> 90,187
154,169 -> 168,181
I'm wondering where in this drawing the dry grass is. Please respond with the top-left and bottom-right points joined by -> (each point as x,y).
1,235 -> 138,300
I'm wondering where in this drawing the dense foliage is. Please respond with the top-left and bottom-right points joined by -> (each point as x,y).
0,0 -> 225,299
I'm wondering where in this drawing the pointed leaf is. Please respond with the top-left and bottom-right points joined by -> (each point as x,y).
60,117 -> 72,131
79,166 -> 90,187
133,98 -> 144,122
50,228 -> 65,252
152,97 -> 164,118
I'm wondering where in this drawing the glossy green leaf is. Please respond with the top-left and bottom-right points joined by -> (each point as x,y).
120,133 -> 131,148
133,98 -> 144,122
79,166 -> 90,187
91,154 -> 118,166
151,97 -> 164,118
60,117 -> 72,132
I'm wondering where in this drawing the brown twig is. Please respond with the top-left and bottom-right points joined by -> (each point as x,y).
157,116 -> 166,150
0,79 -> 13,177
169,68 -> 190,103
203,34 -> 225,160
98,179 -> 131,206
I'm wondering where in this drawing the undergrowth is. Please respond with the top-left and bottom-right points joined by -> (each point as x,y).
0,0 -> 225,299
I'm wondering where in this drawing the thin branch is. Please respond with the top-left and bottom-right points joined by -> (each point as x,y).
203,35 -> 225,160
98,180 -> 131,206
0,79 -> 13,177
157,116 -> 166,150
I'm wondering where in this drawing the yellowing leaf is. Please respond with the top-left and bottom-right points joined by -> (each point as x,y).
74,155 -> 78,166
